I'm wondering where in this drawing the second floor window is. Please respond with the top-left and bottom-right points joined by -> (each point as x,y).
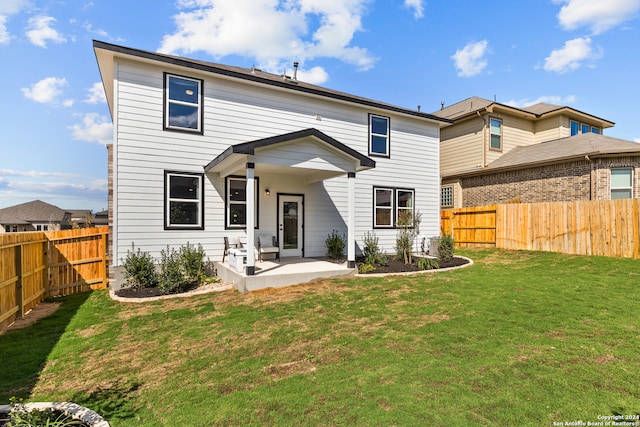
490,117 -> 502,150
164,74 -> 203,133
369,114 -> 390,157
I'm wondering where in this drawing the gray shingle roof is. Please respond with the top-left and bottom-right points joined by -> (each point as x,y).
432,97 -> 613,128
445,133 -> 640,178
488,133 -> 640,169
0,200 -> 69,224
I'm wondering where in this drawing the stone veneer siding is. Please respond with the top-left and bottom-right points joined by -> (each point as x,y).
459,156 -> 640,207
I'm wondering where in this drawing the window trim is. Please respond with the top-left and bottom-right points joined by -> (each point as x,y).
489,117 -> 502,151
373,186 -> 415,229
163,73 -> 204,134
164,171 -> 204,230
225,175 -> 259,230
610,167 -> 633,200
368,113 -> 390,157
441,186 -> 454,208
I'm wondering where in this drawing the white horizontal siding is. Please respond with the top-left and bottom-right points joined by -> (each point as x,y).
111,59 -> 440,264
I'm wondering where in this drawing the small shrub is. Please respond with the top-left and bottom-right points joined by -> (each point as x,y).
394,210 -> 422,264
438,234 -> 455,263
362,231 -> 387,265
159,246 -> 186,295
417,257 -> 439,270
121,244 -> 157,290
326,230 -> 346,260
358,263 -> 375,273
179,242 -> 207,283
6,397 -> 83,426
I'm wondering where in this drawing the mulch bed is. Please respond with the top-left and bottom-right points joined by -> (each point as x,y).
115,281 -> 201,298
358,256 -> 469,274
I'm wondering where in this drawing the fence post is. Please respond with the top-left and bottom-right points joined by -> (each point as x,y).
15,244 -> 23,319
43,239 -> 50,298
101,231 -> 108,288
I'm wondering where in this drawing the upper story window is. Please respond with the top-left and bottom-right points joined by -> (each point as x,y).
570,120 -> 600,136
441,186 -> 453,208
165,171 -> 204,230
226,176 -> 259,229
369,114 -> 390,157
164,74 -> 203,133
611,168 -> 633,199
489,117 -> 502,150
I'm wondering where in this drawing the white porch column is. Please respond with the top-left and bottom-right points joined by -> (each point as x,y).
246,162 -> 256,275
347,172 -> 356,268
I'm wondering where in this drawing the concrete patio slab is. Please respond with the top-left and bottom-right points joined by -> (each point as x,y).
215,257 -> 356,292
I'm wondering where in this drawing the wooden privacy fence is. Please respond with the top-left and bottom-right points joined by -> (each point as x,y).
441,199 -> 640,258
0,226 -> 108,330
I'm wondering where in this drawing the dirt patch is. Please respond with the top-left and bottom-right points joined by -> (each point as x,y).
264,359 -> 317,380
1,302 -> 61,334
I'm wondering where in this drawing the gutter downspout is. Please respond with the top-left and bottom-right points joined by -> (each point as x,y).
585,154 -> 594,200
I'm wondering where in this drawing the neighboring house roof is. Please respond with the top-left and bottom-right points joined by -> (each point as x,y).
444,133 -> 640,178
93,40 -> 452,127
0,200 -> 70,225
68,209 -> 92,219
432,96 -> 614,129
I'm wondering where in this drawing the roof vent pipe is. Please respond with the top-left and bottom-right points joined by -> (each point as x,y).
293,62 -> 299,81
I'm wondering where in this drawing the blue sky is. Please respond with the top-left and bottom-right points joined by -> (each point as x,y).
1,0 -> 639,212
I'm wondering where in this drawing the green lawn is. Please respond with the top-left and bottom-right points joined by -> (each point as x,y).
1,249 -> 639,426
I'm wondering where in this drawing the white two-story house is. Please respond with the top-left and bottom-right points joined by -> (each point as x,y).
93,40 -> 450,285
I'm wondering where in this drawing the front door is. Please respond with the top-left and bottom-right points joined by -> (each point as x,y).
279,195 -> 303,257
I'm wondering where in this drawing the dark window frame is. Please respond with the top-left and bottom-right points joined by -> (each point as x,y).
372,186 -> 415,229
163,73 -> 204,134
164,170 -> 205,230
368,113 -> 390,157
225,175 -> 260,230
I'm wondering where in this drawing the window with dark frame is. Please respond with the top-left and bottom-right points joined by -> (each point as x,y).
369,114 -> 390,157
165,171 -> 204,229
374,187 -> 415,228
164,74 -> 203,133
226,176 -> 259,229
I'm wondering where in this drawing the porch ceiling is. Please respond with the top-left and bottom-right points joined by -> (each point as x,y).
204,128 -> 375,183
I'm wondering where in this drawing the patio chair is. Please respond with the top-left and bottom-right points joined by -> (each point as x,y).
256,234 -> 280,262
222,236 -> 243,262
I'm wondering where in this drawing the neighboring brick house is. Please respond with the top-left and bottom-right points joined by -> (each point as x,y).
430,96 -> 636,208
0,200 -> 72,233
446,133 -> 640,207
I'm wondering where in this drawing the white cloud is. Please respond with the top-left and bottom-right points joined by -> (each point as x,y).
0,169 -> 83,179
69,113 -> 113,145
21,77 -> 68,104
505,95 -> 578,108
158,0 -> 376,82
26,15 -> 66,47
0,0 -> 31,44
83,22 -> 108,37
85,82 -> 107,104
404,0 -> 424,19
544,37 -> 603,73
0,16 -> 10,44
451,40 -> 489,77
554,0 -> 640,34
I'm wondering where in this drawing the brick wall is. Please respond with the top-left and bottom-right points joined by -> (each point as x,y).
461,160 -> 592,207
459,156 -> 640,207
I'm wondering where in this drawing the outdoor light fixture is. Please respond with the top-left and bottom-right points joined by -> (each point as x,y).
264,188 -> 271,196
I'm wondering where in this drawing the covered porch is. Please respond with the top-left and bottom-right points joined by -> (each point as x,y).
205,128 -> 375,289
216,257 -> 356,293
